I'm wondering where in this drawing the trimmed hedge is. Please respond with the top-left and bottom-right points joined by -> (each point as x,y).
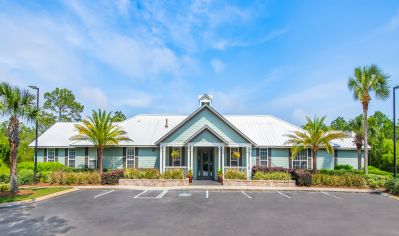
224,170 -> 247,180
385,178 -> 399,194
162,169 -> 184,179
367,166 -> 393,177
101,170 -> 125,185
18,169 -> 34,185
312,173 -> 367,187
18,162 -> 72,172
252,166 -> 312,186
365,174 -> 392,189
124,169 -> 161,179
335,164 -> 354,171
48,171 -> 101,185
253,171 -> 291,181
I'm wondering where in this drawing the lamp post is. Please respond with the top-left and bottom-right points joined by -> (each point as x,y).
28,86 -> 39,184
394,85 -> 399,177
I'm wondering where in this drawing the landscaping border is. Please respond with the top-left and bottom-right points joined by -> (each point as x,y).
119,178 -> 189,187
223,179 -> 296,187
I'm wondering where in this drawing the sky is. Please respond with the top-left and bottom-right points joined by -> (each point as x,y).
0,0 -> 398,125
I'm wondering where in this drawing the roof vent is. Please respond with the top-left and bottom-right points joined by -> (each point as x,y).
165,118 -> 169,128
198,94 -> 213,107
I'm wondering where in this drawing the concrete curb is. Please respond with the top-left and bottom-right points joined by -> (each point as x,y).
0,188 -> 78,208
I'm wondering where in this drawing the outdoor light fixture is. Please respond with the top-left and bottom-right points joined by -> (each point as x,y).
394,85 -> 399,177
28,85 -> 39,184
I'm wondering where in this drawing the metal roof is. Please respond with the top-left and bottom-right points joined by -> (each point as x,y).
30,114 -> 358,149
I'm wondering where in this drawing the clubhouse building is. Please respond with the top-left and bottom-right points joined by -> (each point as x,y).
30,95 -> 363,180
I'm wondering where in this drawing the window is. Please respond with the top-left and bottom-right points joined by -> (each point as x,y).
259,148 -> 268,166
126,148 -> 135,168
68,149 -> 75,167
230,147 -> 239,166
293,150 -> 308,169
89,148 -> 97,169
47,149 -> 55,162
171,147 -> 182,166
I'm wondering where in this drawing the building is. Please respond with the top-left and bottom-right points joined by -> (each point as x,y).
29,95 -> 363,180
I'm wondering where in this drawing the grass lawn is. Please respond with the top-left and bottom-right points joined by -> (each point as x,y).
0,187 -> 71,203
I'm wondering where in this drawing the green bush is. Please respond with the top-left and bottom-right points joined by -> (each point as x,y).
367,166 -> 393,177
124,168 -> 161,179
253,171 -> 291,180
18,162 -> 72,173
0,183 -> 10,192
224,170 -> 247,180
385,178 -> 399,194
0,166 -> 9,183
48,171 -> 101,185
18,169 -> 34,185
312,173 -> 367,187
335,164 -> 354,171
365,174 -> 392,189
162,169 -> 184,179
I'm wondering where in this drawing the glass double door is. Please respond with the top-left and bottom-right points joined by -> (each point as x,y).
197,148 -> 214,180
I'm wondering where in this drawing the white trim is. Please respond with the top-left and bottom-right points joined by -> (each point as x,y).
186,142 -> 225,147
47,148 -> 55,162
126,147 -> 135,169
291,149 -> 309,170
67,148 -> 76,168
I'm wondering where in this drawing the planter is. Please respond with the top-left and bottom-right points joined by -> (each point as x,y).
218,176 -> 223,185
188,176 -> 193,184
119,178 -> 189,187
223,179 -> 295,187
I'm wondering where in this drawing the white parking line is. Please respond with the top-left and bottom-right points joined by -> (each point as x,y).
94,190 -> 114,198
205,190 -> 209,199
321,191 -> 341,199
156,190 -> 168,199
134,190 -> 148,199
277,191 -> 291,199
241,191 -> 252,199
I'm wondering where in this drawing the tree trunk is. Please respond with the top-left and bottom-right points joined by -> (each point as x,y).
363,103 -> 368,174
312,151 -> 317,173
357,147 -> 362,171
97,147 -> 104,174
8,117 -> 20,193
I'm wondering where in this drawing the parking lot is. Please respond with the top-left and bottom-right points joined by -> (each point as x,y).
0,189 -> 398,236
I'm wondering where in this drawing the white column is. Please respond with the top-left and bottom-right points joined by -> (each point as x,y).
247,146 -> 252,180
221,146 -> 225,176
218,146 -> 221,171
190,146 -> 194,171
160,145 -> 163,173
186,145 -> 190,169
162,146 -> 167,173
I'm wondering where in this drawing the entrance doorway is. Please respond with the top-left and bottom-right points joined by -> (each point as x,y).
197,148 -> 214,180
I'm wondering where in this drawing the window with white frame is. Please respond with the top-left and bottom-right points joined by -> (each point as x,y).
259,148 -> 268,166
68,149 -> 75,167
126,148 -> 135,168
89,148 -> 97,169
293,150 -> 308,169
171,147 -> 182,166
47,148 -> 55,162
230,147 -> 239,166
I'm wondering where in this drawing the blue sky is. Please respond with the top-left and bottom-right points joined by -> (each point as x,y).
1,0 -> 398,125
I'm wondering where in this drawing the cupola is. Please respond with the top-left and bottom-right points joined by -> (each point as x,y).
198,94 -> 213,107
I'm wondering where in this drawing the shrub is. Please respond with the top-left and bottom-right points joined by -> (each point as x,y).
18,169 -> 34,185
312,173 -> 367,187
367,166 -> 393,177
39,171 -> 52,183
124,168 -> 161,179
385,178 -> 399,195
162,169 -> 184,179
0,183 -> 10,192
290,170 -> 312,186
252,166 -> 289,175
335,164 -> 354,171
253,171 -> 291,180
18,162 -> 72,173
48,171 -> 101,185
365,174 -> 392,189
0,166 -> 9,183
224,170 -> 247,180
101,170 -> 125,185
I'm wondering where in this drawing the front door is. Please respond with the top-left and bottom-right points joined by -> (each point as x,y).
197,148 -> 214,180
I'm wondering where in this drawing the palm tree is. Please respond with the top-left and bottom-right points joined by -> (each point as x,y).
285,116 -> 348,173
71,110 -> 130,174
0,83 -> 38,192
348,65 -> 390,174
347,116 -> 364,170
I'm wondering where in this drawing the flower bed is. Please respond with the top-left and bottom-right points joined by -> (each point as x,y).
119,179 -> 189,187
119,168 -> 187,187
223,179 -> 295,187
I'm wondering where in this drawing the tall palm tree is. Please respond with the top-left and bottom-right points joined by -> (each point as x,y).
347,116 -> 364,170
0,83 -> 38,192
71,110 -> 130,174
348,65 -> 390,174
285,116 -> 348,173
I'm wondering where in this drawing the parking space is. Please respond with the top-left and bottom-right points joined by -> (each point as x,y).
0,189 -> 398,236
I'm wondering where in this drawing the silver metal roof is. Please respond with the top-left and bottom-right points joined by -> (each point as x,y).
30,114 -> 358,149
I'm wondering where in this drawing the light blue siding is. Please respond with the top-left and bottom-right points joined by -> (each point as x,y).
337,150 -> 363,170
190,130 -> 223,145
317,150 -> 333,170
57,148 -> 67,165
103,147 -> 123,169
271,148 -> 289,168
138,147 -> 159,168
164,108 -> 247,144
37,148 -> 45,162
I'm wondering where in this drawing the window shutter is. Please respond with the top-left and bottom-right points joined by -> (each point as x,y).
334,149 -> 338,169
268,148 -> 272,167
181,147 -> 185,166
227,147 -> 231,166
307,149 -> 312,170
288,149 -> 292,169
256,148 -> 260,166
168,147 -> 172,167
65,148 -> 68,166
55,149 -> 59,163
134,147 -> 139,168
85,147 -> 89,168
239,147 -> 243,166
44,148 -> 48,162
122,147 -> 126,168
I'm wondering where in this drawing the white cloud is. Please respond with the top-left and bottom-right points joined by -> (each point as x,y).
385,8 -> 399,31
211,59 -> 224,73
119,91 -> 153,108
79,87 -> 108,110
292,109 -> 307,124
